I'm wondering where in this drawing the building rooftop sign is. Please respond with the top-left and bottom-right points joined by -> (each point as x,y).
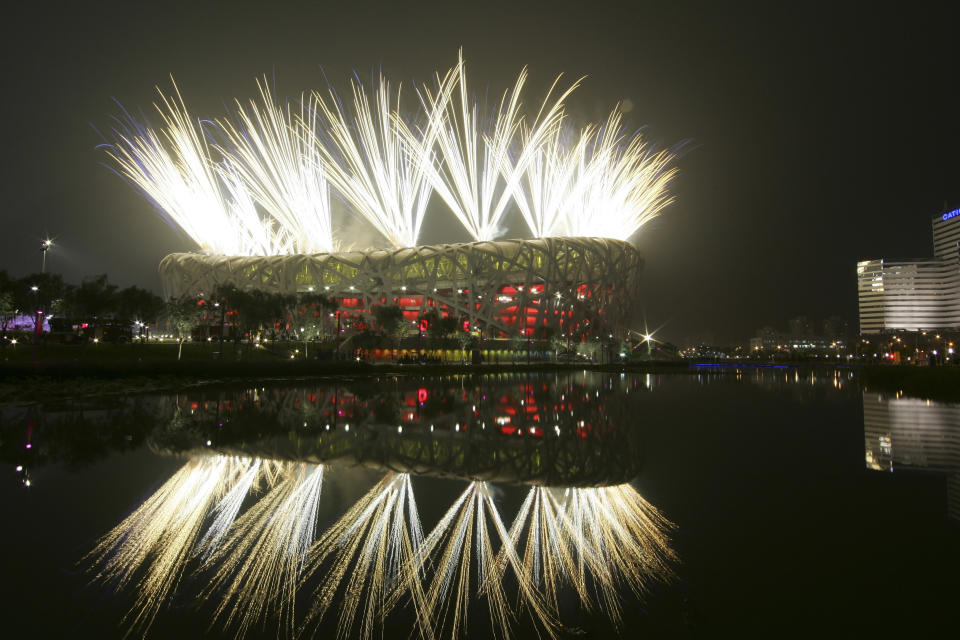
942,208 -> 960,221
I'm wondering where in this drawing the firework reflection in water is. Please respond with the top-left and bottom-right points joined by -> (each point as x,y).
85,456 -> 259,636
87,458 -> 675,639
200,462 -> 325,638
301,472 -> 425,640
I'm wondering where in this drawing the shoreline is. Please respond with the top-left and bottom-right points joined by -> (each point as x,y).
3,357 -> 958,405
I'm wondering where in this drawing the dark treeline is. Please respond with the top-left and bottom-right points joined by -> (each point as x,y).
0,271 -> 164,339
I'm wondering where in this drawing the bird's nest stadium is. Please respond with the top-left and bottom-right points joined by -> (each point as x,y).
159,237 -> 642,339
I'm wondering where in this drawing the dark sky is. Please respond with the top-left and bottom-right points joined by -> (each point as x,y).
2,1 -> 958,344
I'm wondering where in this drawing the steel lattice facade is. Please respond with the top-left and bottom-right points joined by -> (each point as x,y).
159,237 -> 643,338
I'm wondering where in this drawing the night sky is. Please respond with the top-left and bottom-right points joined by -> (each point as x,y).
2,1 -> 958,344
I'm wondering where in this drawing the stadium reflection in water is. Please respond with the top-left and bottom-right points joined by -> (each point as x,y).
82,372 -> 676,639
863,391 -> 960,523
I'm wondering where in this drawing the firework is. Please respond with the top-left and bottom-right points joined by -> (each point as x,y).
200,462 -> 324,638
85,456 -> 256,636
556,484 -> 677,627
389,480 -> 559,640
308,75 -> 437,248
104,57 -> 676,258
490,486 -> 588,615
216,79 -> 334,253
560,107 -> 678,241
101,82 -> 280,256
507,122 -> 593,239
413,51 -> 579,242
302,472 -> 426,640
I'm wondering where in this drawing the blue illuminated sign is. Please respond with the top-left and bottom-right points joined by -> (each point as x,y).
943,208 -> 960,221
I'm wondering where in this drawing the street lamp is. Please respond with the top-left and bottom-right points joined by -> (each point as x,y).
40,239 -> 53,273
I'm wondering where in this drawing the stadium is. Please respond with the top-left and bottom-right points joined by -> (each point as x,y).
159,236 -> 642,338
105,54 -> 675,341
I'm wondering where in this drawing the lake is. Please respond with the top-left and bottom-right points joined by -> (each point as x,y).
2,367 -> 957,637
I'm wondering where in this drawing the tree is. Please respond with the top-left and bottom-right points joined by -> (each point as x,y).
74,274 -> 118,331
421,309 -> 458,340
0,271 -> 19,340
456,330 -> 476,362
117,286 -> 165,341
165,295 -> 204,360
372,304 -> 404,337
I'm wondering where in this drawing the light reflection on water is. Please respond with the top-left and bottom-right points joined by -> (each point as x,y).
4,371 -> 670,639
3,367 -> 957,637
863,391 -> 960,522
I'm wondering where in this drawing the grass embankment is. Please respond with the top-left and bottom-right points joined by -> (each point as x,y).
0,341 -> 694,405
859,365 -> 960,402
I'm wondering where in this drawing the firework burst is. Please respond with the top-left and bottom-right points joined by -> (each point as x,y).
85,456 -> 256,637
301,472 -> 426,640
308,75 -> 435,248
199,462 -> 325,638
413,51 -> 579,242
216,79 -> 334,254
103,57 -> 676,256
388,480 -> 559,640
507,122 -> 592,239
101,82 -> 284,256
561,107 -> 678,241
556,484 -> 677,627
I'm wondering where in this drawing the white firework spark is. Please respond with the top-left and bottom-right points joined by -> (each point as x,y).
103,59 -> 676,257
308,75 -> 434,248
560,107 -> 678,242
414,52 -> 578,242
507,122 -> 593,239
554,484 -> 677,628
196,457 -> 263,558
216,79 -> 334,254
85,455 -> 255,637
200,462 -> 325,639
490,486 -> 589,616
302,472 -> 427,640
391,480 -> 559,640
101,82 -> 279,256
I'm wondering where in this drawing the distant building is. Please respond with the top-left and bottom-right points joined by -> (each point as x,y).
788,315 -> 813,337
748,319 -> 848,353
857,209 -> 960,334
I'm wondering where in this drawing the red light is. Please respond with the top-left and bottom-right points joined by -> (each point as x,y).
418,388 -> 428,404
419,319 -> 429,332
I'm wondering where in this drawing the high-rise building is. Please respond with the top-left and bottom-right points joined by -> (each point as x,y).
857,209 -> 960,334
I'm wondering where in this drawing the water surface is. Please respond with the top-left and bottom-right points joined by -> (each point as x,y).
2,369 -> 957,637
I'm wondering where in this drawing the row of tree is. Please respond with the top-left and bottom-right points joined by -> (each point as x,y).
0,271 -> 165,337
